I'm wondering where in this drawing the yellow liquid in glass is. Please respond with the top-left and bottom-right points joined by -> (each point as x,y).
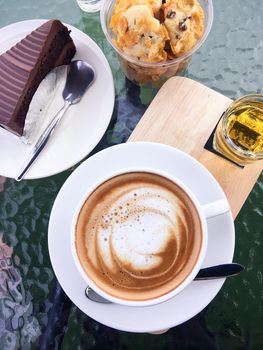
226,102 -> 263,154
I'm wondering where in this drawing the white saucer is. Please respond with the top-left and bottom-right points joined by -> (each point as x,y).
48,142 -> 235,333
0,19 -> 114,179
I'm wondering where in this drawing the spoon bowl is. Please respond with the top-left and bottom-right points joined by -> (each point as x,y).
63,60 -> 95,104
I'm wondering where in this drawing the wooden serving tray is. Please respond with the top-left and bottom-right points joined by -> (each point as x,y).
128,77 -> 263,219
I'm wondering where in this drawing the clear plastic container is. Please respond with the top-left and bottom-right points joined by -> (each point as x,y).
100,0 -> 213,87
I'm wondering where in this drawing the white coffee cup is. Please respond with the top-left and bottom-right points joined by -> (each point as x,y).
70,167 -> 229,307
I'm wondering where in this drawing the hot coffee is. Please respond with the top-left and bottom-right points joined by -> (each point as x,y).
75,172 -> 202,301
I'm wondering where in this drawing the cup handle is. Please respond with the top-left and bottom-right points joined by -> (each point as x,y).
202,199 -> 230,219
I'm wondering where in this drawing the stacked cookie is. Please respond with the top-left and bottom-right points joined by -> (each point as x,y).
110,0 -> 204,63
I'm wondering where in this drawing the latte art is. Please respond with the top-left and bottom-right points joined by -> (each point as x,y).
93,187 -> 187,285
75,172 -> 202,301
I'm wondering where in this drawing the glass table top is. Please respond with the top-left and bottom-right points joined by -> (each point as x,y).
0,0 -> 262,349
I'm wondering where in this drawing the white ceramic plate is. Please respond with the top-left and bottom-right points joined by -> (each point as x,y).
48,142 -> 235,333
0,19 -> 114,179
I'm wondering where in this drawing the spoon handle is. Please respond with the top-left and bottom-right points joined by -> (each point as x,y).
194,263 -> 244,280
16,101 -> 70,181
85,263 -> 245,304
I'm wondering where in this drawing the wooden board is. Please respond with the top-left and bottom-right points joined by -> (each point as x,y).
128,77 -> 263,219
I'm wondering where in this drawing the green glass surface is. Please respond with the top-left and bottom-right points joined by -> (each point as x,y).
0,1 -> 262,349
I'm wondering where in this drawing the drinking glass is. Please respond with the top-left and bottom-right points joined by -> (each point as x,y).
213,94 -> 263,165
76,0 -> 104,13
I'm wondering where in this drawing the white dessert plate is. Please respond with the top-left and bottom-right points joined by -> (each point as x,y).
48,142 -> 235,333
0,19 -> 114,179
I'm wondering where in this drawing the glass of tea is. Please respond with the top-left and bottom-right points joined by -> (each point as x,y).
213,94 -> 263,166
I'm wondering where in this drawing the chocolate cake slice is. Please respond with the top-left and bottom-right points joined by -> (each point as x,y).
0,19 -> 76,136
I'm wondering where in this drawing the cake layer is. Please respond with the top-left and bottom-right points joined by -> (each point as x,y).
0,19 -> 76,136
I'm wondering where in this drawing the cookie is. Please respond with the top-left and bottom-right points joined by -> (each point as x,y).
111,4 -> 169,62
163,0 -> 204,56
112,0 -> 162,16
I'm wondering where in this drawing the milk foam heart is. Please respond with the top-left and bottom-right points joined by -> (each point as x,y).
75,172 -> 202,301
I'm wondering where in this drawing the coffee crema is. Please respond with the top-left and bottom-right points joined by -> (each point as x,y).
75,172 -> 202,301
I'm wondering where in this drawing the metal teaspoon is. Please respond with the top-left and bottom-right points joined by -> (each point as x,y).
16,60 -> 95,181
85,263 -> 245,304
